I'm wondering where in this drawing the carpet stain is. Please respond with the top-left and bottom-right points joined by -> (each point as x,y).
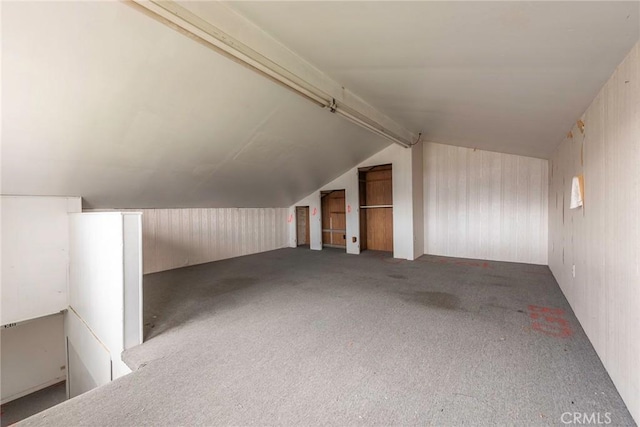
483,303 -> 523,314
402,291 -> 460,310
388,274 -> 408,280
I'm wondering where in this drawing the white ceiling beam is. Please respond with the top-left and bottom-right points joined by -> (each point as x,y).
127,0 -> 419,148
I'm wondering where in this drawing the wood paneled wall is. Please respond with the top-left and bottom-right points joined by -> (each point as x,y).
424,142 -> 548,264
548,42 -> 640,423
126,208 -> 289,274
364,169 -> 393,205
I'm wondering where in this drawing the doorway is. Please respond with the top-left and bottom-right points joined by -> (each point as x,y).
359,164 -> 393,252
295,206 -> 310,247
321,190 -> 346,249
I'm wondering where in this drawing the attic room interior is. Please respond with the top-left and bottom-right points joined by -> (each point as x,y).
1,0 -> 638,425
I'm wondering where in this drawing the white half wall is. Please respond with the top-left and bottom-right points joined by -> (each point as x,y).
1,195 -> 81,325
0,314 -> 66,404
290,143 -> 421,260
424,143 -> 548,265
65,309 -> 111,399
68,212 -> 143,388
134,208 -> 289,274
548,42 -> 640,424
69,213 -> 126,364
0,195 -> 80,403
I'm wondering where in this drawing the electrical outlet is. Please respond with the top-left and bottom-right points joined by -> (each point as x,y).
572,264 -> 576,278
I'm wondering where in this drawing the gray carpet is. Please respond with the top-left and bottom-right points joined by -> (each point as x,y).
18,248 -> 635,426
1,382 -> 65,427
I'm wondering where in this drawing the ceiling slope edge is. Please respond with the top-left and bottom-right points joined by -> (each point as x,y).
128,0 -> 419,148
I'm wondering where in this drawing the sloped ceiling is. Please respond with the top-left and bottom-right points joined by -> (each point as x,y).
1,1 -> 389,209
228,1 -> 639,159
4,2 -> 639,210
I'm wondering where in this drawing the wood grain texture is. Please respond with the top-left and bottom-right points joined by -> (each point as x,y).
365,208 -> 393,251
321,191 -> 346,247
360,167 -> 394,251
364,169 -> 393,206
295,206 -> 310,245
424,143 -> 548,264
548,42 -> 640,423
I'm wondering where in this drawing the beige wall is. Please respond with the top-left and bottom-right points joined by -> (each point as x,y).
134,208 -> 289,274
548,42 -> 640,423
424,142 -> 548,264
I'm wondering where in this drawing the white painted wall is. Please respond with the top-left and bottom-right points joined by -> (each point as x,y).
424,143 -> 548,265
68,212 -> 143,393
412,141 -> 425,258
127,208 -> 289,274
69,213 -> 126,364
65,309 -> 111,399
1,314 -> 66,404
123,214 -> 143,350
548,42 -> 640,424
1,196 -> 81,325
0,195 -> 80,403
290,143 -> 419,260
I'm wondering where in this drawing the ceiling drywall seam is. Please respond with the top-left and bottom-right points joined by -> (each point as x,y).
127,0 -> 418,148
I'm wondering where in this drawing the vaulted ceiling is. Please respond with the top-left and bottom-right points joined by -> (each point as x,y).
2,1 -> 638,208
1,1 -> 389,209
229,1 -> 639,159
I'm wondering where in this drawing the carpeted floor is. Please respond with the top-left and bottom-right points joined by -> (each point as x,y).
18,248 -> 636,426
1,382 -> 66,427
